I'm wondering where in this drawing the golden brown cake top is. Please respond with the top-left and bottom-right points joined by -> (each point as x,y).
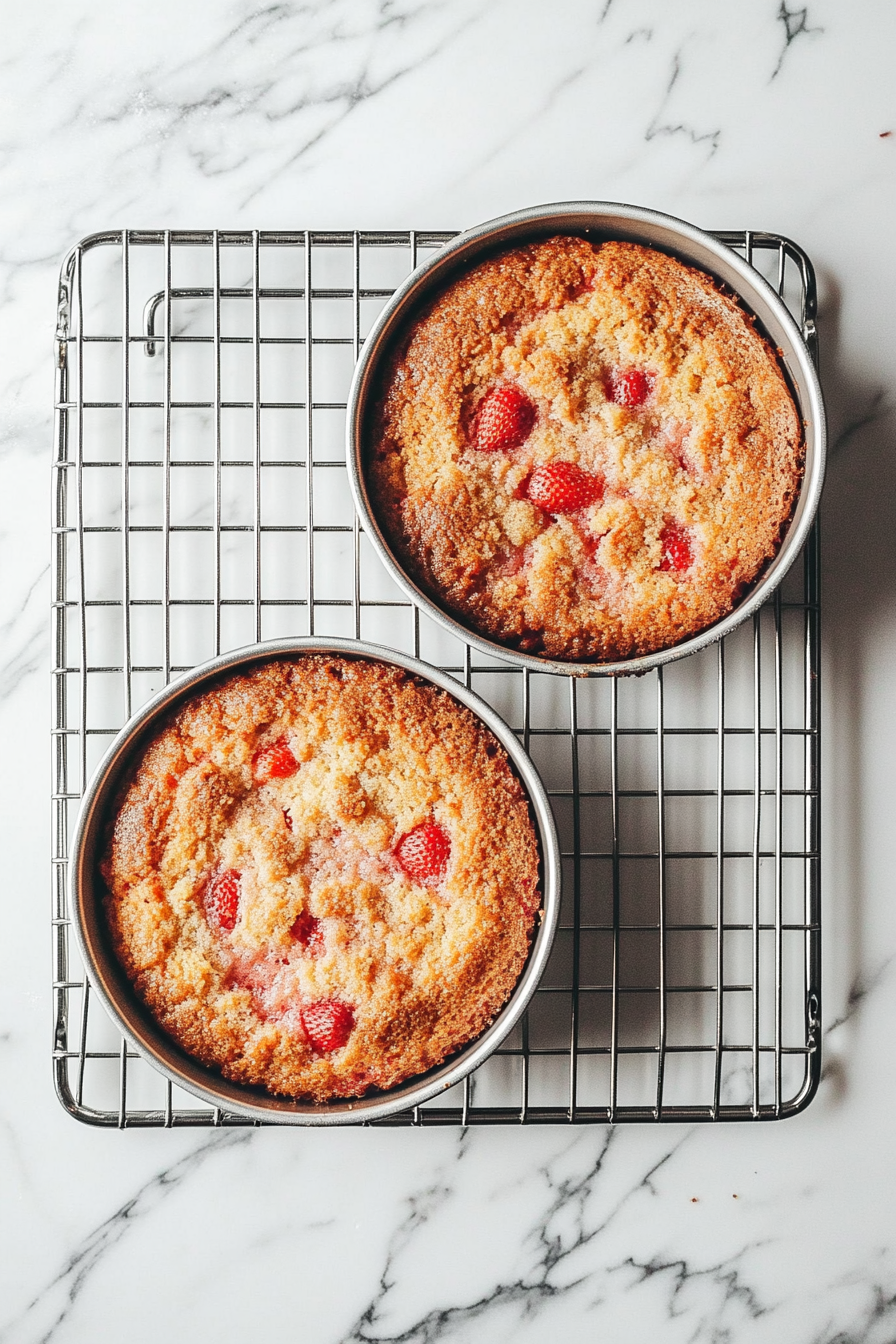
370,237 -> 803,662
101,656 -> 541,1103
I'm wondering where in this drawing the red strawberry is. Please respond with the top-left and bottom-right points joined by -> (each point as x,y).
659,521 -> 694,573
290,909 -> 325,955
204,869 -> 241,932
526,462 -> 604,515
608,368 -> 653,407
253,737 -> 299,783
301,999 -> 354,1052
473,385 -> 536,452
396,821 -> 451,884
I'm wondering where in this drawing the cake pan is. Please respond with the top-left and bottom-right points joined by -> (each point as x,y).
69,637 -> 560,1125
347,200 -> 826,676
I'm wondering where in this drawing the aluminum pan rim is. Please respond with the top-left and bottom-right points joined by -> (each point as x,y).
347,200 -> 826,677
69,637 -> 561,1126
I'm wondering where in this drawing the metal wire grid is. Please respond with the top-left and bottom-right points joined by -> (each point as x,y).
52,228 -> 821,1127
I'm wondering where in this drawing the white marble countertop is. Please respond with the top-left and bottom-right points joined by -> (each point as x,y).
2,2 -> 895,1339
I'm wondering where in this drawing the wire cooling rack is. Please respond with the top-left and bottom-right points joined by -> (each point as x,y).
52,228 -> 821,1126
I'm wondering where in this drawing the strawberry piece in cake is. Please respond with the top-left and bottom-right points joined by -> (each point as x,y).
301,999 -> 355,1052
608,368 -> 653,407
253,737 -> 299,782
473,385 -> 536,452
659,521 -> 694,573
396,821 -> 451,884
526,462 -> 604,515
204,869 -> 241,933
290,909 -> 325,955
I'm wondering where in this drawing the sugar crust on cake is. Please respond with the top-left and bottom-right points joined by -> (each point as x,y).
370,237 -> 804,661
101,657 -> 541,1103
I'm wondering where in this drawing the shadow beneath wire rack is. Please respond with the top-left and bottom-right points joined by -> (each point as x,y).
814,267 -> 896,1103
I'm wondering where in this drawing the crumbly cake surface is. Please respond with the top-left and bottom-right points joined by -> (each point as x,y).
101,656 -> 541,1103
370,237 -> 803,661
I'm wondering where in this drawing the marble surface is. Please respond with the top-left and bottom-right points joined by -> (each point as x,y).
2,1 -> 896,1339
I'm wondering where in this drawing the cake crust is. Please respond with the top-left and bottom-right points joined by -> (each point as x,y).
101,657 -> 541,1103
370,237 -> 803,661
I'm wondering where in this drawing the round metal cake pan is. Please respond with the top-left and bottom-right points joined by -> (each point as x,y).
69,637 -> 560,1126
347,200 -> 826,677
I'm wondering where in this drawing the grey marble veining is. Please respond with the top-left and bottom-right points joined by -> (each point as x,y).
2,1 -> 896,1340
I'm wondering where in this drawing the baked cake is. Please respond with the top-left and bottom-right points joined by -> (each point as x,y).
369,237 -> 803,661
101,656 -> 541,1103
